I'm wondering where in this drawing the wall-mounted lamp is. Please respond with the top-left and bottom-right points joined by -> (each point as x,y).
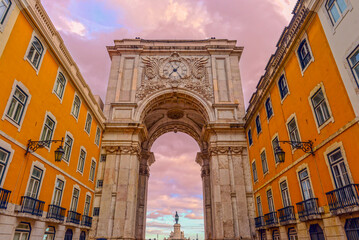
274,140 -> 314,163
25,138 -> 65,162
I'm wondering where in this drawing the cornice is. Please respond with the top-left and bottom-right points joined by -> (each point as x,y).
17,0 -> 106,128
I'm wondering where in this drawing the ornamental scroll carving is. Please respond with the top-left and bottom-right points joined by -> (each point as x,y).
136,52 -> 213,101
209,146 -> 243,156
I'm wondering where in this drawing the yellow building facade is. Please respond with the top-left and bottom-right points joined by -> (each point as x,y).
245,1 -> 359,240
0,0 -> 105,239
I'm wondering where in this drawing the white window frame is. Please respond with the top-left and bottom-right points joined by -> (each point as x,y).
25,161 -> 46,199
308,83 -> 334,132
84,112 -> 92,135
71,93 -> 81,121
347,44 -> 359,88
296,163 -> 315,201
255,114 -> 262,136
277,71 -> 290,103
247,128 -> 253,147
266,187 -> 275,213
286,113 -> 303,153
0,0 -> 14,32
39,111 -> 57,151
69,185 -> 80,212
295,34 -> 314,75
256,195 -> 263,217
264,96 -> 274,121
0,139 -> 14,187
251,159 -> 258,183
278,177 -> 292,208
51,174 -> 66,206
271,133 -> 281,166
24,31 -> 46,74
260,148 -> 269,175
2,80 -> 31,131
52,68 -> 67,102
62,131 -> 74,165
83,192 -> 92,216
77,147 -> 87,175
325,0 -> 351,28
89,158 -> 96,182
94,127 -> 101,146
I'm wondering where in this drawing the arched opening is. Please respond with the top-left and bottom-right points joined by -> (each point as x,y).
146,132 -> 203,240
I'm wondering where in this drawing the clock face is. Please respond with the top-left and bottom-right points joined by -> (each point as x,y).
162,60 -> 188,80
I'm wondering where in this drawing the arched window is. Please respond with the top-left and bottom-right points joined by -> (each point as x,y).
278,75 -> 288,99
43,226 -> 55,240
64,229 -> 73,240
288,227 -> 298,240
345,218 -> 359,240
27,37 -> 44,69
0,0 -> 11,24
13,222 -> 31,240
71,95 -> 81,118
79,231 -> 86,240
53,72 -> 66,99
309,224 -> 325,240
297,39 -> 312,70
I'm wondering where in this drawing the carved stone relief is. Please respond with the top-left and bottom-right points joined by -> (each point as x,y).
136,52 -> 213,101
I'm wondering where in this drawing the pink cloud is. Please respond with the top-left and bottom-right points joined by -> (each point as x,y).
185,213 -> 203,220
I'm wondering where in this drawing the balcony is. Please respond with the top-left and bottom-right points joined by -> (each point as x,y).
255,216 -> 265,228
47,204 -> 66,221
81,215 -> 93,227
19,196 -> 45,216
326,184 -> 359,214
264,212 -> 278,226
67,211 -> 81,224
296,198 -> 321,221
0,188 -> 11,209
278,206 -> 296,225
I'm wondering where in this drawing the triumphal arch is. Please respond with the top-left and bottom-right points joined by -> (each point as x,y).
94,39 -> 255,240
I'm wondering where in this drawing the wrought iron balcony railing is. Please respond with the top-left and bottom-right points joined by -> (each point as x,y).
326,184 -> 359,212
47,204 -> 66,221
278,206 -> 296,223
255,216 -> 265,228
296,198 -> 320,220
81,215 -> 93,227
20,196 -> 45,216
67,210 -> 81,224
264,211 -> 278,226
0,187 -> 11,209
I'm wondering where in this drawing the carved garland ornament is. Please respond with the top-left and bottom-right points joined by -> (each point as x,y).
209,146 -> 243,156
136,52 -> 213,101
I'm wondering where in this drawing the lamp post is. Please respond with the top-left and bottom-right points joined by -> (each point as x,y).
274,140 -> 314,163
25,138 -> 65,162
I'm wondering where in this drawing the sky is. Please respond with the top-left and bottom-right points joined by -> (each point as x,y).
40,0 -> 297,239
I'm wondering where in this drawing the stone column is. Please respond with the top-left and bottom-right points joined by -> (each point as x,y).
135,151 -> 154,240
196,152 -> 213,240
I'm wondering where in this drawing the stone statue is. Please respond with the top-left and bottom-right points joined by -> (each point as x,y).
175,211 -> 179,224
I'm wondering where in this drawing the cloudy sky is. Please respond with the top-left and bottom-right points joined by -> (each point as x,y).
41,0 -> 296,239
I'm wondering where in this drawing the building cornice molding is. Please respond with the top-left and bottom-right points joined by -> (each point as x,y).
17,0 -> 106,128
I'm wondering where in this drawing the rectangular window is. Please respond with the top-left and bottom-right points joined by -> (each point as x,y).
53,72 -> 66,99
278,75 -> 289,100
348,46 -> 359,87
272,137 -> 280,164
297,39 -> 312,70
77,149 -> 86,173
256,115 -> 262,134
97,180 -> 103,188
287,118 -> 300,146
0,147 -> 10,184
326,0 -> 347,23
63,134 -> 73,162
280,180 -> 291,207
252,161 -> 258,182
26,37 -> 44,69
71,95 -> 81,119
26,167 -> 43,199
40,116 -> 55,146
84,113 -> 92,134
299,169 -> 313,200
84,195 -> 91,216
70,188 -> 79,211
267,189 -> 275,212
311,88 -> 331,126
0,0 -> 12,24
6,86 -> 28,124
260,151 -> 268,174
52,179 -> 64,206
328,148 -> 350,188
256,196 -> 263,216
100,154 -> 106,162
89,160 -> 96,181
95,127 -> 101,146
265,97 -> 273,119
93,207 -> 100,216
248,129 -> 253,146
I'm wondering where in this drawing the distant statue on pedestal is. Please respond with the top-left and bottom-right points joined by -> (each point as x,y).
164,211 -> 190,240
175,211 -> 179,224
